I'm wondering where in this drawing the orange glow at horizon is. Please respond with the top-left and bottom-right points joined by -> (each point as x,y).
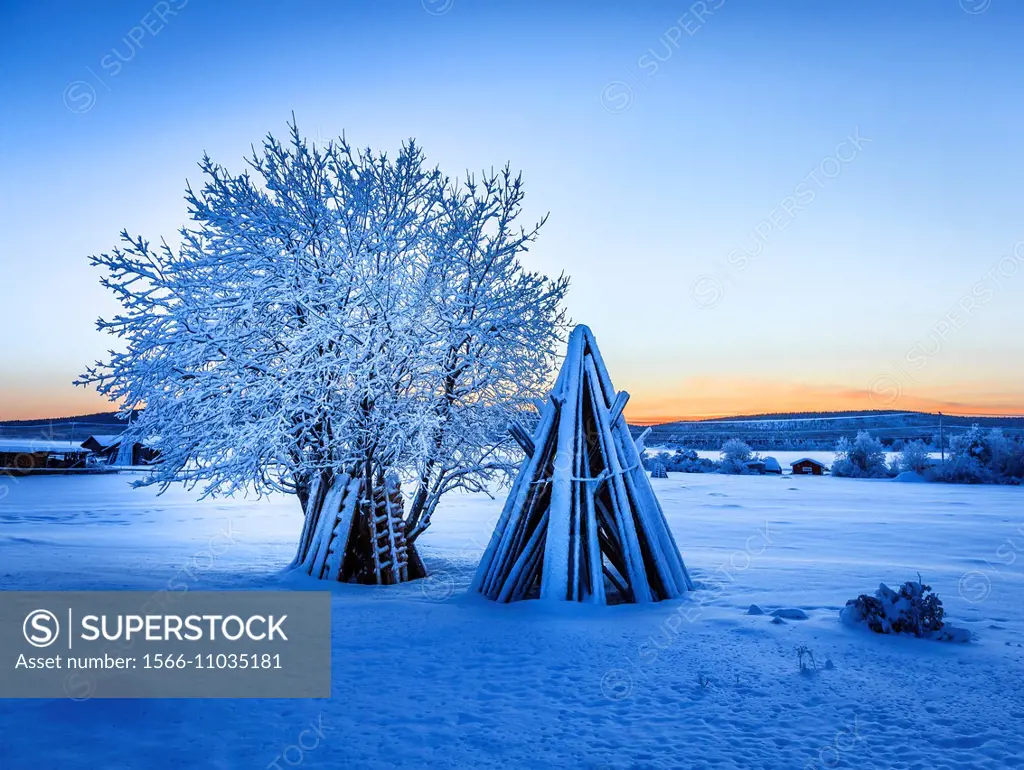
0,387 -> 113,423
621,378 -> 1024,425
3,379 -> 1024,425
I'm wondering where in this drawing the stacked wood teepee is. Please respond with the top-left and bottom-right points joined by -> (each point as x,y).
472,325 -> 693,604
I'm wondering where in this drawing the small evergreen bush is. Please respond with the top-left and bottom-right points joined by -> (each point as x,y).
840,579 -> 970,642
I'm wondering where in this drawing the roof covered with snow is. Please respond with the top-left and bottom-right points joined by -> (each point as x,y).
81,434 -> 125,448
790,457 -> 827,467
0,439 -> 89,454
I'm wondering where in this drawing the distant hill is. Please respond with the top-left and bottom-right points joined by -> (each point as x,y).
0,411 -> 130,442
635,410 -> 1024,451
656,409 -> 1024,426
4,408 -> 1022,450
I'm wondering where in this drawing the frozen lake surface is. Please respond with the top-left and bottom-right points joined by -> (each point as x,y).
1,472 -> 1022,768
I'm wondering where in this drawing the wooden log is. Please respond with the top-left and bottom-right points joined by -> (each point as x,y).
613,429 -> 690,595
498,509 -> 550,602
579,326 -> 617,404
584,477 -> 606,604
472,389 -> 560,595
609,413 -> 693,594
634,427 -> 652,455
539,326 -> 586,601
292,472 -> 325,567
508,420 -> 535,458
478,413 -> 558,597
309,475 -> 350,579
608,390 -> 630,424
593,491 -> 633,596
569,361 -> 588,602
614,461 -> 673,599
584,354 -> 652,602
602,563 -> 629,599
323,475 -> 361,582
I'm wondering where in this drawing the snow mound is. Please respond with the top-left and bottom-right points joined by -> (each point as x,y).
893,471 -> 928,483
772,608 -> 809,620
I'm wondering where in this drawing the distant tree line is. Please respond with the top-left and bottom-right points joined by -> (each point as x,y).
642,426 -> 1024,484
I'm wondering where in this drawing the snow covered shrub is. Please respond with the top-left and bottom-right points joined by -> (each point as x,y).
645,449 -> 714,474
934,426 -> 1022,484
642,451 -> 668,471
898,440 -> 933,475
662,447 -> 717,474
671,447 -> 699,463
831,431 -> 888,478
719,438 -> 756,474
840,580 -> 970,642
78,120 -> 569,585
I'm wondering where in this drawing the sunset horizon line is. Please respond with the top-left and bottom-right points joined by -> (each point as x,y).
4,403 -> 1024,429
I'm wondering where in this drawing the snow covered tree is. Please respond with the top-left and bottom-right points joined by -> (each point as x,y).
898,440 -> 932,475
719,438 -> 755,474
831,431 -> 888,478
935,426 -> 1023,484
77,121 -> 568,585
403,167 -> 568,543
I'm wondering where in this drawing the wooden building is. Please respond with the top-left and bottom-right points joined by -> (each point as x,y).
790,457 -> 827,476
0,440 -> 91,474
80,435 -> 159,466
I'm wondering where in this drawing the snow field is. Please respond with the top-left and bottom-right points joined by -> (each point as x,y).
0,472 -> 1022,768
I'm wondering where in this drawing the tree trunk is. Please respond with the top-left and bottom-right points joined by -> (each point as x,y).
295,470 -> 426,584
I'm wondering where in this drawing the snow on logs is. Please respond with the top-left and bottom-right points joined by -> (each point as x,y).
472,325 -> 693,604
295,472 -> 414,585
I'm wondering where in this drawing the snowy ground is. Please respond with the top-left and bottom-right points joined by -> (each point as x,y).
1,472 -> 1023,769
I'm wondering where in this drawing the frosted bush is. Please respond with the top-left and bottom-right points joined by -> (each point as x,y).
934,426 -> 1024,484
840,579 -> 970,643
719,438 -> 755,475
645,448 -> 716,474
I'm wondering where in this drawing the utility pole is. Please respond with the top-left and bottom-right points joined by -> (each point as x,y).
939,412 -> 944,463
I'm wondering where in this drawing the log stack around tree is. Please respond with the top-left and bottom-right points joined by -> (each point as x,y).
293,471 -> 425,585
472,325 -> 693,604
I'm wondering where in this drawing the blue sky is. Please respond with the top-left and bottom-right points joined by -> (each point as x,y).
2,0 -> 1023,421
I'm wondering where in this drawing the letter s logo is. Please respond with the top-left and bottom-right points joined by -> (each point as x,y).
23,609 -> 61,648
